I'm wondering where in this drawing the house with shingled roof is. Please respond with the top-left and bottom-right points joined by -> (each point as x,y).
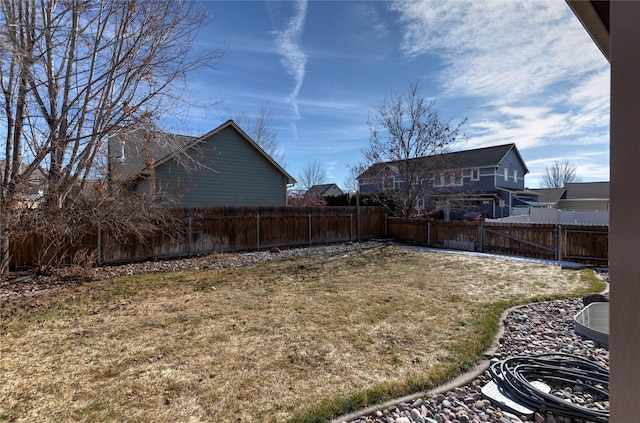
531,182 -> 609,212
357,143 -> 530,219
108,120 -> 296,207
306,183 -> 343,197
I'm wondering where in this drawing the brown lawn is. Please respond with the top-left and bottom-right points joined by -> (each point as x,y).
0,245 -> 603,422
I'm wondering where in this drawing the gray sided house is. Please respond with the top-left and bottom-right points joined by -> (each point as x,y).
531,182 -> 610,212
306,183 -> 344,197
109,120 -> 296,207
358,143 -> 529,219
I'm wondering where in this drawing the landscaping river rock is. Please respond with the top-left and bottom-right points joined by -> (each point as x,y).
337,277 -> 610,423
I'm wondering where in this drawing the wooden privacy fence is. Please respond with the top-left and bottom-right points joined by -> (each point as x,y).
387,218 -> 608,265
9,207 -> 387,269
10,209 -> 608,269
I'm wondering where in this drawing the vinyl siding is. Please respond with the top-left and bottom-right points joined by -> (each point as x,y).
137,126 -> 288,207
495,149 -> 526,190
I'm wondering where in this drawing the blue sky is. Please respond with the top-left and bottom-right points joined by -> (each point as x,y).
180,0 -> 610,190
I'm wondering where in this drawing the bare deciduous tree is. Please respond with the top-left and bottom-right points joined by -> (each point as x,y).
0,0 -> 223,272
343,165 -> 364,195
297,160 -> 327,191
222,102 -> 285,166
363,81 -> 466,217
542,160 -> 580,188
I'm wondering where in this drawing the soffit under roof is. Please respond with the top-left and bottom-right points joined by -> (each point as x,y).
567,1 -> 610,61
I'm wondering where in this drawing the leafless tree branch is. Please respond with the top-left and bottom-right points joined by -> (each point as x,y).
542,160 -> 580,188
363,81 -> 467,217
0,0 -> 224,272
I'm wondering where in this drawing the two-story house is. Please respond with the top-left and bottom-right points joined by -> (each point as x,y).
357,143 -> 529,219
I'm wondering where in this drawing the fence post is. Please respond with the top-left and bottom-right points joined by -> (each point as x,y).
97,222 -> 102,266
427,220 -> 431,246
478,223 -> 484,253
188,215 -> 193,256
308,213 -> 312,246
256,214 -> 260,250
350,213 -> 353,241
384,214 -> 388,237
557,224 -> 562,261
356,197 -> 361,241
563,226 -> 568,262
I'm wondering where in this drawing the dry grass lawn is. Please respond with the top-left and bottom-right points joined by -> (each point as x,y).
0,245 -> 604,422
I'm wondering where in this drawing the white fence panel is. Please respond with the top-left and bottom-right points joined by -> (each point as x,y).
495,207 -> 609,225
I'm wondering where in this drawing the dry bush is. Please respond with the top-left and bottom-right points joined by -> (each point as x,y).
10,185 -> 185,274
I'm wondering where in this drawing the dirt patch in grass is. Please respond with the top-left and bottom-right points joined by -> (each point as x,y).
0,245 -> 604,422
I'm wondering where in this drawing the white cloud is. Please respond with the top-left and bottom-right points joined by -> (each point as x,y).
462,105 -> 572,150
391,0 -> 607,105
389,0 -> 611,177
273,0 -> 308,118
349,2 -> 390,44
524,149 -> 609,187
565,69 -> 610,128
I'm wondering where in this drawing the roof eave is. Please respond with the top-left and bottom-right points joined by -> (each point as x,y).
567,0 -> 610,62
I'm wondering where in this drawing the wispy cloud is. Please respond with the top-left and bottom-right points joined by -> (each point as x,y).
391,0 -> 606,104
463,105 -> 571,150
273,0 -> 308,118
390,0 -> 609,186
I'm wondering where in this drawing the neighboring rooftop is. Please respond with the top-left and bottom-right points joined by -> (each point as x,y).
564,181 -> 610,199
531,181 -> 610,204
531,187 -> 567,204
358,143 -> 528,179
306,183 -> 343,197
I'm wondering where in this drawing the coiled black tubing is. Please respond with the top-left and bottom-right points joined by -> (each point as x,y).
488,353 -> 609,422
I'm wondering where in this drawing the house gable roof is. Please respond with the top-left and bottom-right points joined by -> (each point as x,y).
358,143 -> 527,180
531,187 -> 567,204
109,129 -> 197,182
111,120 -> 296,185
530,182 -> 610,204
307,183 -> 342,196
564,181 -> 610,199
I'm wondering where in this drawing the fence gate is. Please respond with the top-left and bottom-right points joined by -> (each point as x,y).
387,218 -> 608,265
481,225 -> 559,261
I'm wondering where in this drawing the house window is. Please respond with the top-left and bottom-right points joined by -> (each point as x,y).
394,178 -> 403,190
382,175 -> 394,190
513,169 -> 518,182
504,168 -> 509,181
450,171 -> 462,185
434,171 -> 462,186
471,169 -> 480,181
